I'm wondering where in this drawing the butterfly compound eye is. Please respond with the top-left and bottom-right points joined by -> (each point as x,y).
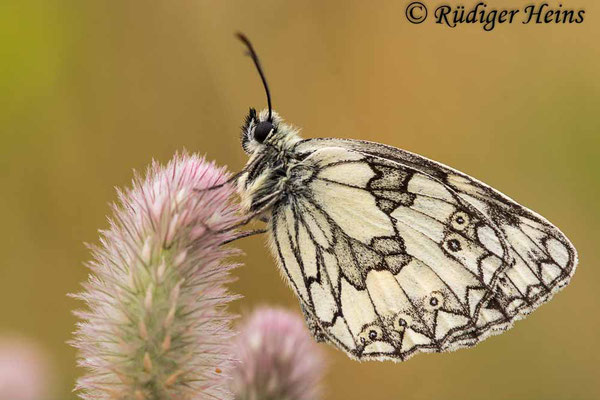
253,121 -> 274,143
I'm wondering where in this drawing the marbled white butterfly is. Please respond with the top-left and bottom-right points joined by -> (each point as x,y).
233,34 -> 577,362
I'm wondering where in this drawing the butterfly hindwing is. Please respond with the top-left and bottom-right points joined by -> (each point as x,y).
268,141 -> 577,362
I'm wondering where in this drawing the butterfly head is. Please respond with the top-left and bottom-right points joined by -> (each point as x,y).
241,108 -> 300,154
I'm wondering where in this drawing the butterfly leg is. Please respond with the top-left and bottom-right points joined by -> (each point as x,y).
218,192 -> 282,234
221,228 -> 267,245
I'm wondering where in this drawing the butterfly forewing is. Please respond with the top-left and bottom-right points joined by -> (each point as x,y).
268,140 -> 576,361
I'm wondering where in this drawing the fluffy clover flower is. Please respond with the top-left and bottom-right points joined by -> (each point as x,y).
231,307 -> 327,400
0,337 -> 52,400
72,153 -> 242,400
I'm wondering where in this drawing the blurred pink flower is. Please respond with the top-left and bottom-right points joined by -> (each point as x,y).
231,307 -> 327,400
71,153 -> 242,400
0,337 -> 52,400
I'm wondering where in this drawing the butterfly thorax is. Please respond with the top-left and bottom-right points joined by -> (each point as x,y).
237,110 -> 307,216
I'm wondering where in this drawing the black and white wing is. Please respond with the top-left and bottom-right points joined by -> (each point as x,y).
269,139 -> 577,362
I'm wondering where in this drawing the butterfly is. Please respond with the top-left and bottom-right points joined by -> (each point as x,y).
232,34 -> 577,362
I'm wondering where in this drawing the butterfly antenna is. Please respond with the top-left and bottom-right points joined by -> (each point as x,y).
236,33 -> 273,122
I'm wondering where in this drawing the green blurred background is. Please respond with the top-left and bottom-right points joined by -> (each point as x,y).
1,1 -> 599,399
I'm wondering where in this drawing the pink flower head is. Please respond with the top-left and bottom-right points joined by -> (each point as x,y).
231,307 -> 327,400
0,337 -> 52,400
72,153 -> 242,400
